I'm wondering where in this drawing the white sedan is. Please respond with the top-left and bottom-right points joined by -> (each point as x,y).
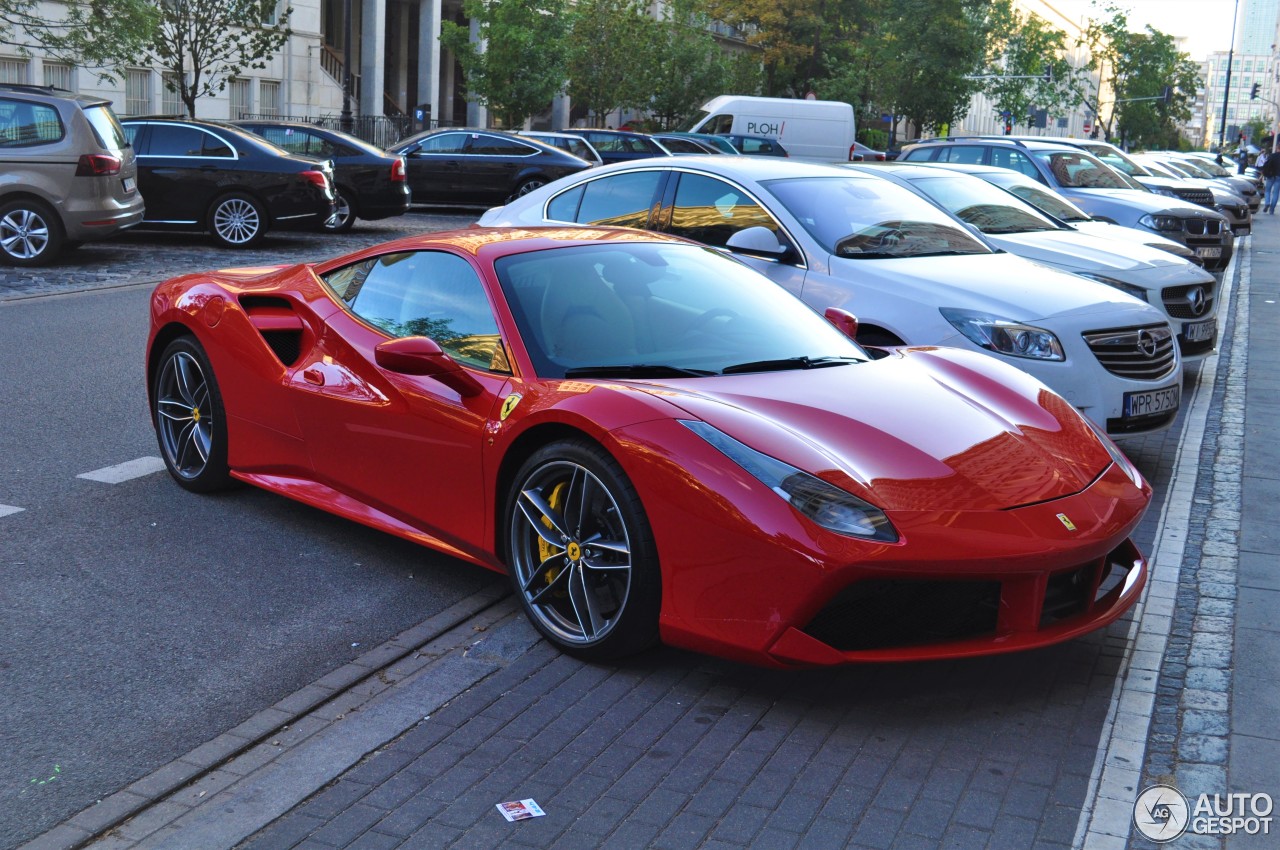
480,157 -> 1183,438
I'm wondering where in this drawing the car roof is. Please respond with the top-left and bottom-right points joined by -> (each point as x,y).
577,155 -> 868,183
0,83 -> 110,108
906,136 -> 1083,153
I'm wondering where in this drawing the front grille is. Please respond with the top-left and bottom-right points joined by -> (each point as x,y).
1162,281 -> 1215,319
1082,323 -> 1178,380
1184,218 -> 1223,236
1173,187 -> 1214,207
802,579 -> 1000,651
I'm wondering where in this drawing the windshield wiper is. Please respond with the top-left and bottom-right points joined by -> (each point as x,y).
721,355 -> 861,375
562,364 -> 715,378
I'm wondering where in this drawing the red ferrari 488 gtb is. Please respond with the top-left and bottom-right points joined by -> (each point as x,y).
147,227 -> 1150,667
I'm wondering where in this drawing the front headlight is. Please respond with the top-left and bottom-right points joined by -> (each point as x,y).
1151,186 -> 1180,198
1139,214 -> 1184,232
1074,272 -> 1149,302
940,308 -> 1065,361
680,420 -> 898,542
1145,242 -> 1199,264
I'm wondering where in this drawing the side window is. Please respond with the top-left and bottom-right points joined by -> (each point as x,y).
900,146 -> 939,162
201,131 -> 234,158
574,172 -> 663,228
467,134 -> 534,156
706,114 -> 734,134
122,123 -> 143,149
667,173 -> 779,248
939,146 -> 986,165
339,251 -> 509,372
147,125 -> 206,156
416,133 -> 469,154
0,99 -> 64,147
546,185 -> 584,222
991,148 -> 1040,178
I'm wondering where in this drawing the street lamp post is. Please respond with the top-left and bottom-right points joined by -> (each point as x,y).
1218,0 -> 1240,152
341,0 -> 354,134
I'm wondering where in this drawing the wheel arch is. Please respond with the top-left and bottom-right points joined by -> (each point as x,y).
147,321 -> 198,417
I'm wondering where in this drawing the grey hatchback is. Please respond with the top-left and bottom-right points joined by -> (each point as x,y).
0,84 -> 143,266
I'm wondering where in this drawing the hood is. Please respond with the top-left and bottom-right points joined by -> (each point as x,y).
1072,220 -> 1192,255
829,251 -> 1156,323
988,228 -> 1183,273
1075,188 -> 1218,217
644,351 -> 1111,513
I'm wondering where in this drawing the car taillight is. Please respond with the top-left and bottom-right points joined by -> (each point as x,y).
301,170 -> 329,189
391,158 -> 406,182
75,154 -> 122,176
875,153 -> 886,161
849,145 -> 858,161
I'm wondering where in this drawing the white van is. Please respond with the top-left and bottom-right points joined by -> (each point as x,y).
682,95 -> 857,161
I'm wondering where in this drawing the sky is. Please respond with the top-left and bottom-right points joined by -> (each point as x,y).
1046,0 -> 1241,60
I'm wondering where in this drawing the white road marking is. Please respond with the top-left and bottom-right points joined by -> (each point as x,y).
77,456 -> 167,484
0,504 -> 24,518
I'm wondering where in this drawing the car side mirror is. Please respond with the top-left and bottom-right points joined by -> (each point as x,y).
375,336 -> 482,396
725,226 -> 793,262
823,307 -> 859,341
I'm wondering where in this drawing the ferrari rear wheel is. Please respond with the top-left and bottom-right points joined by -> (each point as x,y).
505,440 -> 660,660
153,336 -> 234,492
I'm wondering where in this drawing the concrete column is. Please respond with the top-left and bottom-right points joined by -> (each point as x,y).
418,0 -> 442,126
465,17 -> 487,128
360,0 -> 387,115
551,93 -> 570,131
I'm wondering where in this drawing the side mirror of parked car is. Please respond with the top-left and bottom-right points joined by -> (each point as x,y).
725,226 -> 793,262
823,307 -> 860,341
375,336 -> 482,396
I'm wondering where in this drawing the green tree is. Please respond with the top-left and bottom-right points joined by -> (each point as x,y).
1084,5 -> 1199,148
983,1 -> 1088,129
0,0 -> 158,71
644,0 -> 736,130
133,0 -> 291,117
705,0 -> 833,96
441,0 -> 571,129
565,0 -> 652,127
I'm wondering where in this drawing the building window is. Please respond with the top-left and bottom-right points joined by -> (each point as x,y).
229,78 -> 251,118
161,72 -> 183,115
0,57 -> 30,83
43,62 -> 73,91
260,80 -> 280,116
125,69 -> 152,116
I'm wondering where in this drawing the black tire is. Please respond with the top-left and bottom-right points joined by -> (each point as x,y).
321,187 -> 357,233
503,439 -> 661,660
509,177 -> 547,203
152,336 -> 235,492
0,198 -> 65,266
208,192 -> 266,248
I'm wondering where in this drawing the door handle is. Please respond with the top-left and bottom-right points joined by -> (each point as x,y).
303,367 -> 325,386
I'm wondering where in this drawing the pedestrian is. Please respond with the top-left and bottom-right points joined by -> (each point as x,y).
1262,150 -> 1280,213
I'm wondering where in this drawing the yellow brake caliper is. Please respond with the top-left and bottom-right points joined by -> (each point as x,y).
537,482 -> 568,588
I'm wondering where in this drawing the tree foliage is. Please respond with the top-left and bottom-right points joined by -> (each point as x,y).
643,0 -> 744,130
0,0 -> 157,72
703,0 -> 830,96
441,0 -> 571,129
133,0 -> 291,117
983,1 -> 1088,128
565,0 -> 652,126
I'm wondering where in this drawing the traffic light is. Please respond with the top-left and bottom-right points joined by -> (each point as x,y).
1251,83 -> 1261,99
1042,66 -> 1053,83
1161,85 -> 1173,104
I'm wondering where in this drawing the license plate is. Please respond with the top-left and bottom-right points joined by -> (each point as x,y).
123,177 -> 136,193
1124,384 -> 1180,418
1194,246 -> 1222,258
1184,319 -> 1215,342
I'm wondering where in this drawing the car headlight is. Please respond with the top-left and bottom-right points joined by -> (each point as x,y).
1139,214 -> 1183,232
680,420 -> 898,542
1074,272 -> 1149,302
939,308 -> 1065,361
1150,186 -> 1180,198
1145,242 -> 1198,263
1082,415 -> 1143,488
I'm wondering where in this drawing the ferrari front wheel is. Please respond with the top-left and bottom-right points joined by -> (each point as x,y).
153,336 -> 234,492
505,440 -> 660,660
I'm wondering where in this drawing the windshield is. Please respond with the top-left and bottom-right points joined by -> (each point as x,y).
1139,159 -> 1179,178
906,174 -> 1060,234
1167,158 -> 1210,178
764,176 -> 990,258
986,174 -> 1091,221
1081,144 -> 1152,177
1186,156 -> 1231,177
494,242 -> 868,379
1035,151 -> 1132,189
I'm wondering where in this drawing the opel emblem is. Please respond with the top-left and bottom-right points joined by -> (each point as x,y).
1136,329 -> 1158,358
1185,286 -> 1207,317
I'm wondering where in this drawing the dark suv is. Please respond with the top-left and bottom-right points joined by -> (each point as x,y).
0,84 -> 144,266
899,137 -> 1233,271
121,118 -> 336,248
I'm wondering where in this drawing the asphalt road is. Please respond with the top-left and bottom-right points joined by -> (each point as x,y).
0,218 -> 498,847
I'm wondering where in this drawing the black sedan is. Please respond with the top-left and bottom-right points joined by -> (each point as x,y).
557,129 -> 669,164
389,129 -> 591,206
121,118 -> 336,248
235,121 -> 410,232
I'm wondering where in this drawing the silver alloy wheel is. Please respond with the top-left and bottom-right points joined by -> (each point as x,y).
512,178 -> 546,200
155,350 -> 214,480
212,197 -> 262,245
0,207 -> 50,260
325,191 -> 352,231
509,460 -> 632,646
